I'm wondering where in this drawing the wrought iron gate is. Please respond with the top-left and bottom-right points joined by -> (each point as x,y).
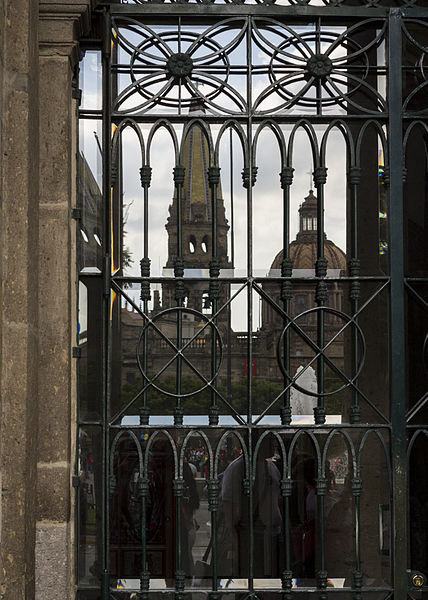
76,1 -> 428,598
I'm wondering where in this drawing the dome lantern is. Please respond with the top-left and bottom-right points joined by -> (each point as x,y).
270,189 -> 346,272
298,189 -> 318,240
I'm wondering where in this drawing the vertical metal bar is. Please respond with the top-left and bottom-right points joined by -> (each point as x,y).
208,476 -> 219,597
209,165 -> 220,425
227,128 -> 234,404
174,479 -> 185,597
211,509 -> 218,594
246,16 -> 254,592
281,478 -> 293,598
230,128 -> 235,269
178,16 -> 182,117
173,165 -> 185,425
173,160 -> 186,598
388,9 -> 407,599
313,161 -> 328,593
316,17 -> 323,117
101,9 -> 112,600
140,166 -> 152,426
280,167 -> 294,426
314,166 -> 328,426
317,478 -> 328,595
349,167 -> 362,425
140,474 -> 150,598
139,164 -> 152,591
354,489 -> 362,592
245,15 -> 254,426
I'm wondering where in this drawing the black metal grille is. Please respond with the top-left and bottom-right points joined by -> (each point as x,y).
76,3 -> 428,599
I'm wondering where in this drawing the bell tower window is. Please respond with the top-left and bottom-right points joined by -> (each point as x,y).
189,235 -> 196,254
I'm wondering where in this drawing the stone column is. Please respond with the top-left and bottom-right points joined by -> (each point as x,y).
36,2 -> 94,598
0,1 -> 40,598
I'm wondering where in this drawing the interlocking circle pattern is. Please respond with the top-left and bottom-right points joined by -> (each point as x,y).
277,306 -> 366,397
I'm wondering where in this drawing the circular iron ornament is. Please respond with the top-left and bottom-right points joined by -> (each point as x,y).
277,306 -> 366,397
306,53 -> 333,78
136,306 -> 223,398
166,52 -> 194,79
251,18 -> 387,115
113,18 -> 247,115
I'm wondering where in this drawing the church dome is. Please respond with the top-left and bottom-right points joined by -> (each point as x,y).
270,190 -> 346,271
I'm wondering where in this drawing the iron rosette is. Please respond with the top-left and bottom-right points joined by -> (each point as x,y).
112,17 -> 248,115
251,18 -> 387,115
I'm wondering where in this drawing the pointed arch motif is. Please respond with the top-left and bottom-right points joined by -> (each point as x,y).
180,429 -> 214,478
214,430 -> 249,479
287,120 -> 320,170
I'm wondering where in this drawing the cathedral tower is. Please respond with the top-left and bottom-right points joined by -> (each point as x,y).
163,102 -> 231,313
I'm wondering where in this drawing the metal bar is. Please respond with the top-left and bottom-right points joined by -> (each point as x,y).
314,165 -> 328,427
80,586 -> 395,595
82,110 -> 392,124
140,163 -> 152,426
104,3 -> 395,19
112,275 -> 391,284
282,489 -> 292,599
348,167 -> 363,590
108,422 -> 393,430
280,166 -> 293,426
388,9 -> 407,599
101,9 -> 112,599
246,16 -> 254,592
209,165 -> 220,426
140,482 -> 149,598
174,480 -> 185,597
174,166 -> 185,425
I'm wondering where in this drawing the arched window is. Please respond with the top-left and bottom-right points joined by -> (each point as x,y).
201,235 -> 209,254
188,235 -> 196,254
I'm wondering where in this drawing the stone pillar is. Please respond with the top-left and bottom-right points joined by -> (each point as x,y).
0,1 -> 40,597
36,2 -> 94,599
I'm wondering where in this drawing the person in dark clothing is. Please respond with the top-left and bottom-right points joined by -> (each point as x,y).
220,436 -> 281,579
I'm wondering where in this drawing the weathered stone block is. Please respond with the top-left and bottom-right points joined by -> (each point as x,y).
37,464 -> 70,521
35,523 -> 70,600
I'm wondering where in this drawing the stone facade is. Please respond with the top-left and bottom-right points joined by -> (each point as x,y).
0,2 -> 96,598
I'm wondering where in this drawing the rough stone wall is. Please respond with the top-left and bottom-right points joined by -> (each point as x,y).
0,1 -> 40,597
37,6 -> 96,598
0,1 -> 96,598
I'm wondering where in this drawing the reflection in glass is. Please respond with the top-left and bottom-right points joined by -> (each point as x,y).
181,434 -> 209,588
409,432 -> 428,576
325,436 -> 354,584
359,432 -> 391,586
110,432 -> 176,582
78,427 -> 102,585
290,437 -> 318,584
78,119 -> 103,271
404,125 -> 428,278
406,284 -> 428,422
80,51 -> 102,111
78,277 -> 103,420
218,433 -> 281,580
